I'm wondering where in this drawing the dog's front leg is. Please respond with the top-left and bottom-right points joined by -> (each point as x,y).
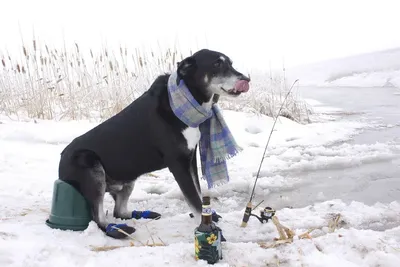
191,146 -> 201,197
190,147 -> 222,223
167,154 -> 202,218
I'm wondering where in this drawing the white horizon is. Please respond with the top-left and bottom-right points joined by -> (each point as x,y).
1,0 -> 400,71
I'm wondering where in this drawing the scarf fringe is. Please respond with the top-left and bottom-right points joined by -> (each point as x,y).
204,177 -> 230,189
212,146 -> 243,163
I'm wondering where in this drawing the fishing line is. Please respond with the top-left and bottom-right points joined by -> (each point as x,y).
241,79 -> 299,227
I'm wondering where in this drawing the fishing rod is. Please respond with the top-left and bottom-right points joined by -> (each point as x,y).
241,79 -> 299,227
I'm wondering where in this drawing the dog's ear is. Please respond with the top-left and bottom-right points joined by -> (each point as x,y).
177,56 -> 196,77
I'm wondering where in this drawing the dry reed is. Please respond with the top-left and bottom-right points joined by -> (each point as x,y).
0,38 -> 311,123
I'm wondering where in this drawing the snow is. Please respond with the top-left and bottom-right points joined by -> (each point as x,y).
1,101 -> 400,266
326,70 -> 400,88
287,47 -> 400,88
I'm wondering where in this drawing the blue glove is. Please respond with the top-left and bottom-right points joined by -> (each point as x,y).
132,210 -> 161,220
105,223 -> 135,239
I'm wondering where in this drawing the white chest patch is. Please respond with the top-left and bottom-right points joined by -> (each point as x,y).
182,127 -> 201,150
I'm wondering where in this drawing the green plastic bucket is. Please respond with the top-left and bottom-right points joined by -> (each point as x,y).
45,179 -> 92,231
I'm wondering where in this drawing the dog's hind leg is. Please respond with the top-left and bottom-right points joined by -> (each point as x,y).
71,150 -> 135,239
112,181 -> 161,220
112,181 -> 135,220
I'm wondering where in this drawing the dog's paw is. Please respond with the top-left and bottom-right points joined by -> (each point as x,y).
105,223 -> 135,239
216,226 -> 227,242
220,231 -> 227,242
132,210 -> 161,220
189,210 -> 222,222
212,210 -> 222,223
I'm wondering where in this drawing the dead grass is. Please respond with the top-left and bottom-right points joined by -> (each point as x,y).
218,73 -> 312,124
0,36 -> 311,123
258,213 -> 343,249
90,224 -> 166,252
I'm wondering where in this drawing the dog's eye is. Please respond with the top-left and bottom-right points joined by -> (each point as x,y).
213,59 -> 223,68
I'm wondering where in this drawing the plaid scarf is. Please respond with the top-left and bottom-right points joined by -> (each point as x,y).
167,71 -> 242,188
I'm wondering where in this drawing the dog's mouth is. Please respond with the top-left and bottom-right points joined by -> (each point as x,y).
222,80 -> 250,96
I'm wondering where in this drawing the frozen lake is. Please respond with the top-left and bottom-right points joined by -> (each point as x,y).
266,86 -> 400,209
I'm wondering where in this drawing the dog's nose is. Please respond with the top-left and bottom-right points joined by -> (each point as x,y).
240,74 -> 251,82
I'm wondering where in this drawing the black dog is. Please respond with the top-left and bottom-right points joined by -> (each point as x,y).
58,49 -> 250,238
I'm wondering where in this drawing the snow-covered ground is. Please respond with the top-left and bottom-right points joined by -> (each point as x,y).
287,48 -> 400,88
1,91 -> 400,267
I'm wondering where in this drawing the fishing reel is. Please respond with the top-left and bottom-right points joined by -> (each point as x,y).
241,200 -> 276,227
250,207 -> 275,224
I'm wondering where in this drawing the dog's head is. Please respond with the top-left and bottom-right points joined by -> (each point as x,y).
176,49 -> 250,102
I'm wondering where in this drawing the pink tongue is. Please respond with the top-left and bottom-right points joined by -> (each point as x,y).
234,80 -> 250,92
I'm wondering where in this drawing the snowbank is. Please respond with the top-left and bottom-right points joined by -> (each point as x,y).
287,47 -> 400,88
0,106 -> 399,266
327,70 -> 400,88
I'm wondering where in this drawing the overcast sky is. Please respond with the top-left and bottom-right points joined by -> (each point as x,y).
1,0 -> 400,71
